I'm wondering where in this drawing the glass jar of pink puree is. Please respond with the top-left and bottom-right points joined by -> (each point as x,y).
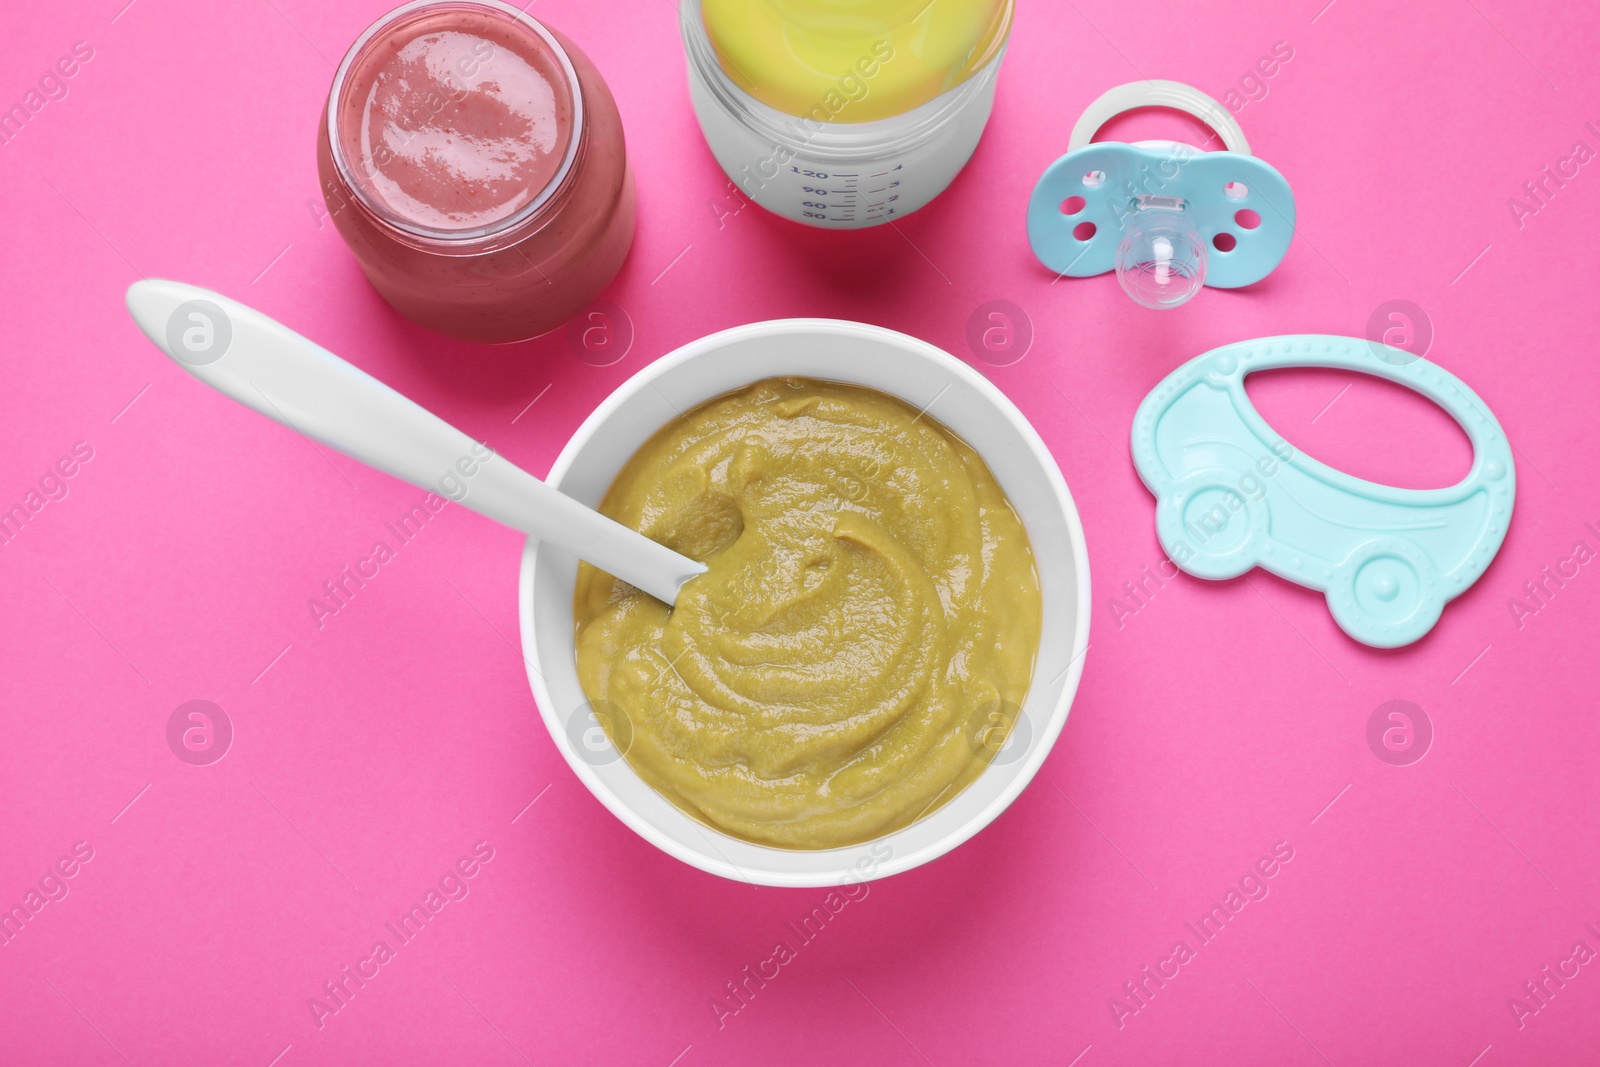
318,0 -> 635,344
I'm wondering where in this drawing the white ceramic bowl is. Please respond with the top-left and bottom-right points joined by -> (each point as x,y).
518,320 -> 1090,886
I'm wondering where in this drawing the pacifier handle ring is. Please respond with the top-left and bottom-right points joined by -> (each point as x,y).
1068,80 -> 1251,155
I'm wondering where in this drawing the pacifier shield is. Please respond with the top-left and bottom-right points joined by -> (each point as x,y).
1027,79 -> 1295,290
1029,143 -> 1295,287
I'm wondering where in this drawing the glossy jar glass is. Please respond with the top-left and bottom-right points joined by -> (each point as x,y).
318,0 -> 635,343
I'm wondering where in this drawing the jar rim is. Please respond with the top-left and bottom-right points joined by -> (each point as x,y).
326,0 -> 586,245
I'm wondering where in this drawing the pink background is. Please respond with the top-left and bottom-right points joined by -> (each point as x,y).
4,0 -> 1599,1063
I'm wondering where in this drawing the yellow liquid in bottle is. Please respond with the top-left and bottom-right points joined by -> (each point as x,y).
699,0 -> 1012,123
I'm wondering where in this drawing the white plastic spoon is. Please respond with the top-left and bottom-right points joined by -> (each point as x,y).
125,279 -> 706,605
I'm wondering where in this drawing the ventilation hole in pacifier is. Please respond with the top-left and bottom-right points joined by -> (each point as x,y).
1073,221 -> 1098,241
1061,195 -> 1086,215
1212,232 -> 1237,252
1224,181 -> 1248,200
1083,170 -> 1107,188
1235,209 -> 1260,230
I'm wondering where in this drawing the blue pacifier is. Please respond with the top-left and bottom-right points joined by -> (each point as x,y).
1027,81 -> 1296,309
1131,336 -> 1515,648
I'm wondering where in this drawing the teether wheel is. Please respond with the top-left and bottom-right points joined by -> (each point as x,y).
1155,470 -> 1266,580
1325,537 -> 1443,648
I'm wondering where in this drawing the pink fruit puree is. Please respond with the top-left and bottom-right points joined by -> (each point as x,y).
342,20 -> 572,232
318,1 -> 635,343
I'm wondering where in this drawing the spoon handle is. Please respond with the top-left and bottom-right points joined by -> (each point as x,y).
125,279 -> 704,605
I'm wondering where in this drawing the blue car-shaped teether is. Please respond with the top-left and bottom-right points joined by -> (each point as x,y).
1131,335 -> 1515,648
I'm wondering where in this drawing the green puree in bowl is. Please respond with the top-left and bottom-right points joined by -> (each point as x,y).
573,378 -> 1042,849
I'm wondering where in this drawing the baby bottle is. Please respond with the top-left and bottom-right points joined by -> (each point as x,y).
680,0 -> 1013,227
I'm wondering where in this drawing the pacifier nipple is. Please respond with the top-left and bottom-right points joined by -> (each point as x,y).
1116,195 -> 1206,310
